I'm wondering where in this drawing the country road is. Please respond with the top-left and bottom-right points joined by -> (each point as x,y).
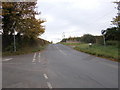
2,44 -> 118,88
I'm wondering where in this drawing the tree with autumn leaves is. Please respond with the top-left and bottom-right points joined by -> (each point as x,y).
2,2 -> 46,51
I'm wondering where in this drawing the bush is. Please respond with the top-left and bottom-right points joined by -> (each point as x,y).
95,37 -> 104,45
4,42 -> 21,52
80,34 -> 96,43
5,43 -> 14,52
106,40 -> 118,46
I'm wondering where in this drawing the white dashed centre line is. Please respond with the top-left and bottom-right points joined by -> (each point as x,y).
44,74 -> 48,79
56,46 -> 59,49
56,46 -> 67,56
2,58 -> 13,62
59,49 -> 67,56
47,82 -> 52,89
38,53 -> 41,62
32,53 -> 36,62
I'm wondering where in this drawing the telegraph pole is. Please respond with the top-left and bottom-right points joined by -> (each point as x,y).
13,27 -> 16,52
12,22 -> 16,52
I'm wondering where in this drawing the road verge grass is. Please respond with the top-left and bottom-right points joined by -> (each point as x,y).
61,42 -> 119,62
3,45 -> 47,56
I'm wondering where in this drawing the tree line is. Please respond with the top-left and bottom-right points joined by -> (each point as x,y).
2,2 -> 49,52
61,27 -> 119,46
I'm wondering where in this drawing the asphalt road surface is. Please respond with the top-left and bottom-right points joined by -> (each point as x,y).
2,44 -> 118,88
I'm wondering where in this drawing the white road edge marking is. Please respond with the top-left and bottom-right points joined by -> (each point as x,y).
38,53 -> 41,62
32,53 -> 36,62
47,82 -> 52,89
2,58 -> 13,61
44,74 -> 48,79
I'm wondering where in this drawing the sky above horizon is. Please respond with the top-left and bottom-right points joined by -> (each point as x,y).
35,0 -> 118,43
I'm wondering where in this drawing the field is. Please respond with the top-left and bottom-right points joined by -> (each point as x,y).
61,42 -> 119,62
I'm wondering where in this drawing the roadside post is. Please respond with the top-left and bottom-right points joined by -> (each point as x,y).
101,30 -> 106,46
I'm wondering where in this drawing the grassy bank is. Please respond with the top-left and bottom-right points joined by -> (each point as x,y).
61,42 -> 119,62
3,45 -> 47,56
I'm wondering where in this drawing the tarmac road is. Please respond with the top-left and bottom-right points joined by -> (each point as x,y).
2,44 -> 118,88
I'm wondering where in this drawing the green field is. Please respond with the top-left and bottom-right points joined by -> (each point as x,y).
61,42 -> 119,62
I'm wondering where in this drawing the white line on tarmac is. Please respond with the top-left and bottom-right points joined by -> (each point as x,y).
34,53 -> 37,58
3,63 -> 22,64
59,49 -> 67,56
56,46 -> 59,49
2,58 -> 13,61
32,59 -> 36,62
44,74 -> 48,79
32,53 -> 36,62
56,46 -> 67,56
47,82 -> 52,89
38,53 -> 41,62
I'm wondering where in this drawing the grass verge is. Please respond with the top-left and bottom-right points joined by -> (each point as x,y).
61,42 -> 119,62
3,45 -> 47,56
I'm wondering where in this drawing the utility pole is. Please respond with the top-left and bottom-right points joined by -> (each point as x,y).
12,22 -> 16,52
13,27 -> 16,52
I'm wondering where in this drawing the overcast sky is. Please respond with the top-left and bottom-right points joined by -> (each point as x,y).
35,0 -> 118,43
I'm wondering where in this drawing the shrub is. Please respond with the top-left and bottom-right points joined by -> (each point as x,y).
106,40 -> 118,46
80,34 -> 96,43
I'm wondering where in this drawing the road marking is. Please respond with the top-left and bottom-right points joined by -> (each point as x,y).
32,59 -> 36,62
47,82 -> 52,89
59,49 -> 67,56
44,74 -> 48,79
38,53 -> 41,62
34,53 -> 37,58
32,53 -> 36,62
56,46 -> 59,49
56,46 -> 67,56
2,63 -> 21,64
32,62 -> 36,64
2,58 -> 13,61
